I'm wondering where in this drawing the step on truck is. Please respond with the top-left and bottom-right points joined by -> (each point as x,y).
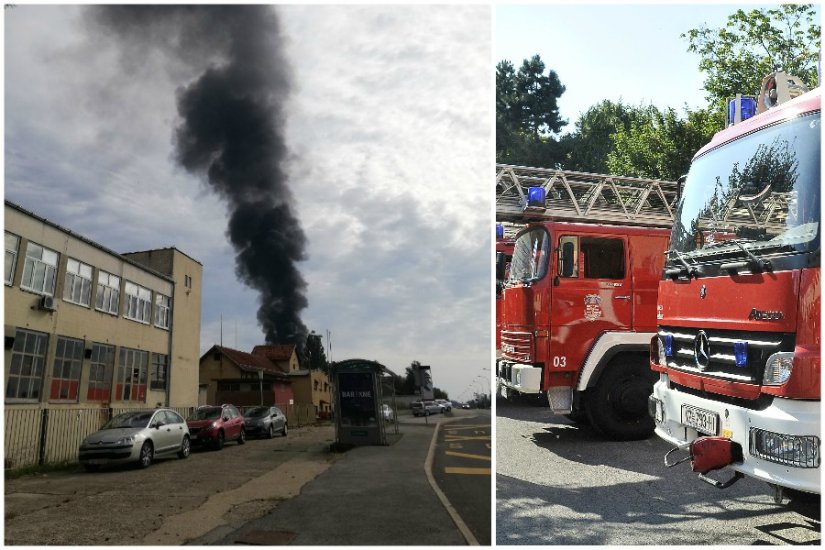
495,164 -> 676,440
649,72 -> 820,501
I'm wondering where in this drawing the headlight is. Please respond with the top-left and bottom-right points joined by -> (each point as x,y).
750,428 -> 819,468
763,352 -> 793,385
115,436 -> 135,445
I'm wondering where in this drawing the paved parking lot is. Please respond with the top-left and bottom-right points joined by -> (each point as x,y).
496,400 -> 821,545
4,424 -> 336,545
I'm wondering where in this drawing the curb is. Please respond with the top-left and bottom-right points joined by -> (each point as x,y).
424,419 -> 480,546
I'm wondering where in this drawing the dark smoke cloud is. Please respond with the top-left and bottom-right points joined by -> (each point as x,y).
87,5 -> 309,350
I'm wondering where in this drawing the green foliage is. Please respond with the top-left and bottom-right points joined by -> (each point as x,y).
607,106 -> 720,180
304,331 -> 328,374
683,4 -> 821,107
496,54 -> 567,166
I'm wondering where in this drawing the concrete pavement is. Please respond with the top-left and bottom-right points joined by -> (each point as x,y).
191,414 -> 475,546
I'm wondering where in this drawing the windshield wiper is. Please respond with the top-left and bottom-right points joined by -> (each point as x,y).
664,249 -> 700,279
720,240 -> 773,273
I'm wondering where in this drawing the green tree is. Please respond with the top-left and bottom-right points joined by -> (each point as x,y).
496,54 -> 567,166
607,106 -> 720,181
304,331 -> 328,374
683,5 -> 821,107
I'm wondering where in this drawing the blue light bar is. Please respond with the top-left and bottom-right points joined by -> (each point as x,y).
727,96 -> 757,126
496,224 -> 504,239
527,186 -> 546,207
663,334 -> 673,357
734,341 -> 748,367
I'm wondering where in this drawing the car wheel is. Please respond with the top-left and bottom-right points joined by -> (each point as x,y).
214,431 -> 225,451
238,429 -> 246,445
267,424 -> 275,439
178,435 -> 191,459
282,423 -> 288,437
138,441 -> 153,469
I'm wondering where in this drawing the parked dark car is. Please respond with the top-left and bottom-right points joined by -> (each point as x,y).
186,404 -> 246,450
243,406 -> 288,438
79,409 -> 190,470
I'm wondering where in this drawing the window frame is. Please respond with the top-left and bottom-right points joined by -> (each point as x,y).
6,329 -> 49,402
5,232 -> 20,286
116,347 -> 149,402
150,353 -> 169,391
63,258 -> 94,307
124,281 -> 152,324
87,343 -> 115,402
95,271 -> 121,316
49,336 -> 85,402
154,293 -> 171,329
20,241 -> 59,296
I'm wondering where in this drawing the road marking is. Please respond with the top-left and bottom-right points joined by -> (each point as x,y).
445,435 -> 491,442
444,467 -> 491,475
445,450 -> 491,461
444,424 -> 490,431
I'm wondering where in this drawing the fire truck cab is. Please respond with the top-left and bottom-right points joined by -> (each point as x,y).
496,166 -> 675,440
649,73 -> 820,499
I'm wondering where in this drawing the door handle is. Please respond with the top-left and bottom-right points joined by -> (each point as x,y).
615,295 -> 631,300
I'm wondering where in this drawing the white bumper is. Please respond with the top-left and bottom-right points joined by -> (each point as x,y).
651,375 -> 820,494
497,363 -> 542,395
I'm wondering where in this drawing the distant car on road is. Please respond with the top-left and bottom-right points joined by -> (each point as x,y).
381,403 -> 395,421
187,404 -> 246,450
243,406 -> 287,438
411,400 -> 442,417
79,409 -> 190,471
461,403 -> 471,409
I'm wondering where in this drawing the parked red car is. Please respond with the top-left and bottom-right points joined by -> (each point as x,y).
186,404 -> 245,450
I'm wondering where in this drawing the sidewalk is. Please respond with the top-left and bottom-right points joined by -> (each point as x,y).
191,421 -> 468,546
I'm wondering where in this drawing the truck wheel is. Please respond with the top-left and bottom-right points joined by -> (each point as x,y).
585,358 -> 656,441
563,409 -> 589,426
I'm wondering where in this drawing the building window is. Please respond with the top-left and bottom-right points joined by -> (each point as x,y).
7,329 -> 48,401
87,343 -> 114,402
95,271 -> 120,315
124,281 -> 152,324
20,241 -> 59,295
63,258 -> 93,307
154,294 -> 171,329
49,336 -> 84,401
5,232 -> 20,285
151,354 -> 168,391
184,275 -> 192,289
116,347 -> 148,402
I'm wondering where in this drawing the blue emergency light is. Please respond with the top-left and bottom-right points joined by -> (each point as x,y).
527,186 -> 546,208
727,96 -> 757,126
733,341 -> 748,367
663,334 -> 673,357
496,224 -> 504,239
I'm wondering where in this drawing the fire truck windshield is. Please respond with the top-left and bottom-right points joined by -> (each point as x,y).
669,112 -> 820,267
508,227 -> 551,283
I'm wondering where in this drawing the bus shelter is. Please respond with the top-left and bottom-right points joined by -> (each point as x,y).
331,359 -> 389,446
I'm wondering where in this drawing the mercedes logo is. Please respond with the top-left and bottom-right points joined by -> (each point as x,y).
694,330 -> 710,370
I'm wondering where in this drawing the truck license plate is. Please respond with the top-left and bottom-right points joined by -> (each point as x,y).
681,405 -> 718,435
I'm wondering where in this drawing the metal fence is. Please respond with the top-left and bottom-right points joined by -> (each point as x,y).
5,402 -> 318,470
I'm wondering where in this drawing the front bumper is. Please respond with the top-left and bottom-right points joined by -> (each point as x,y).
79,444 -> 139,465
496,361 -> 542,395
651,375 -> 821,494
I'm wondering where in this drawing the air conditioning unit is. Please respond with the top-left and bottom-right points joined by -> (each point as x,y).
38,295 -> 56,312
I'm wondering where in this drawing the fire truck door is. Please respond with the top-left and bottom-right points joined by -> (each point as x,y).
551,235 -> 632,370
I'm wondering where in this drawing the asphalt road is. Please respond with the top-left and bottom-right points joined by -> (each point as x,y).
496,399 -> 821,545
431,409 -> 492,545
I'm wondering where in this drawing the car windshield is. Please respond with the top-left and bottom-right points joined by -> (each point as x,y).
102,411 -> 153,429
508,227 -> 551,283
188,407 -> 222,420
244,407 -> 269,418
668,112 -> 820,265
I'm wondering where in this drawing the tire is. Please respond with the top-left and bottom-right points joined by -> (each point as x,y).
282,423 -> 288,437
563,409 -> 589,426
237,429 -> 246,445
178,435 -> 191,459
585,357 -> 656,441
267,424 -> 275,439
214,431 -> 225,451
138,441 -> 153,469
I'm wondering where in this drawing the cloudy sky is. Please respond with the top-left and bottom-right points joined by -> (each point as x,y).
5,5 -> 492,401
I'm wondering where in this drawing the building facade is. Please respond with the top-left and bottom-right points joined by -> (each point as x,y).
4,201 -> 202,409
199,345 -> 294,407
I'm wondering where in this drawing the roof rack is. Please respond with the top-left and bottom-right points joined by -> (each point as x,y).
496,164 -> 678,228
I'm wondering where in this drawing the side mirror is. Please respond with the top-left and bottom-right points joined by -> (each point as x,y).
223,416 -> 230,422
153,421 -> 164,429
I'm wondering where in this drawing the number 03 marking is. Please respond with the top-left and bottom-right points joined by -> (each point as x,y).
552,356 -> 567,368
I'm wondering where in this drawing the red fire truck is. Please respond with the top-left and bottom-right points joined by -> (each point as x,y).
649,73 -> 820,501
495,165 -> 676,439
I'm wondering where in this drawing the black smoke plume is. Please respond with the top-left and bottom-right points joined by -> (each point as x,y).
87,6 -> 309,351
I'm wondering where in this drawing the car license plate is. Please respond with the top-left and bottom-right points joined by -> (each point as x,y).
681,405 -> 718,435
